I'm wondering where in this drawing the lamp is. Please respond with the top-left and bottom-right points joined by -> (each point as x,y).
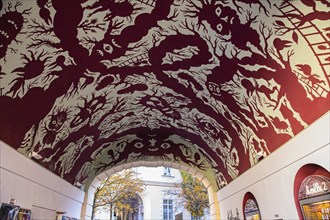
29,151 -> 43,160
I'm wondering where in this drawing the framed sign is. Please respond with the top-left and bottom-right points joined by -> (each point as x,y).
299,175 -> 330,200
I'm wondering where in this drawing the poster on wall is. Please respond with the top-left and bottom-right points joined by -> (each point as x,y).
0,203 -> 20,220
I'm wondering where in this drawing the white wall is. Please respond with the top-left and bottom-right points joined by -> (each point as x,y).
138,166 -> 199,220
138,167 -> 181,220
217,111 -> 330,220
0,141 -> 85,219
136,166 -> 182,183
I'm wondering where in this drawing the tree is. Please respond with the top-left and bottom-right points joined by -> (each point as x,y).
168,171 -> 210,218
92,169 -> 145,220
115,196 -> 140,220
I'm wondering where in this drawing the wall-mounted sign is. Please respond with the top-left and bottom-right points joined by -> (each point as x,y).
245,199 -> 258,213
299,175 -> 330,200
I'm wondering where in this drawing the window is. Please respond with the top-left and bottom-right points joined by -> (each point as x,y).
132,167 -> 140,174
243,192 -> 261,220
163,167 -> 172,176
163,199 -> 174,220
191,216 -> 202,220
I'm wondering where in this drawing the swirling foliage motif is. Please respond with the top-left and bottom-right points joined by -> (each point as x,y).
0,0 -> 329,190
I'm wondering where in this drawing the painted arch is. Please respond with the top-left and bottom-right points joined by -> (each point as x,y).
0,0 -> 329,191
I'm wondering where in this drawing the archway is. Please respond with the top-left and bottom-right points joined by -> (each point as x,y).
0,0 -> 328,201
81,161 -> 220,220
293,163 -> 330,219
242,192 -> 262,220
0,0 -> 329,219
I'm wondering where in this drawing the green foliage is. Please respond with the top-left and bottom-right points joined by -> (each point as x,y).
178,171 -> 209,217
93,169 -> 145,219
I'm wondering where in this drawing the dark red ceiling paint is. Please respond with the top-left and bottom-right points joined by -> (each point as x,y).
0,0 -> 329,190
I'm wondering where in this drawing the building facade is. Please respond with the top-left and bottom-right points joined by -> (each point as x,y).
94,166 -> 209,220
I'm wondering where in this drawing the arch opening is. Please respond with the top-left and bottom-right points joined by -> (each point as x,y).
76,131 -> 228,193
82,161 -> 221,220
293,163 -> 330,220
242,192 -> 262,220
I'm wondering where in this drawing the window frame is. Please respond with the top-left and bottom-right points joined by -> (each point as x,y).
163,167 -> 172,176
163,199 -> 174,220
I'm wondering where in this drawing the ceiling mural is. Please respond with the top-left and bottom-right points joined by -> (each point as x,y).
0,0 -> 329,190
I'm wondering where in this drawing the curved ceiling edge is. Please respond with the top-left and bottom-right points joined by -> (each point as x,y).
0,0 -> 329,191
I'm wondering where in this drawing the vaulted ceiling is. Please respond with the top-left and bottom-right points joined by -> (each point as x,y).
0,0 -> 329,191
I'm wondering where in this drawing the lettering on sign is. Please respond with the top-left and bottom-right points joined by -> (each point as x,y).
306,182 -> 328,196
299,175 -> 330,199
